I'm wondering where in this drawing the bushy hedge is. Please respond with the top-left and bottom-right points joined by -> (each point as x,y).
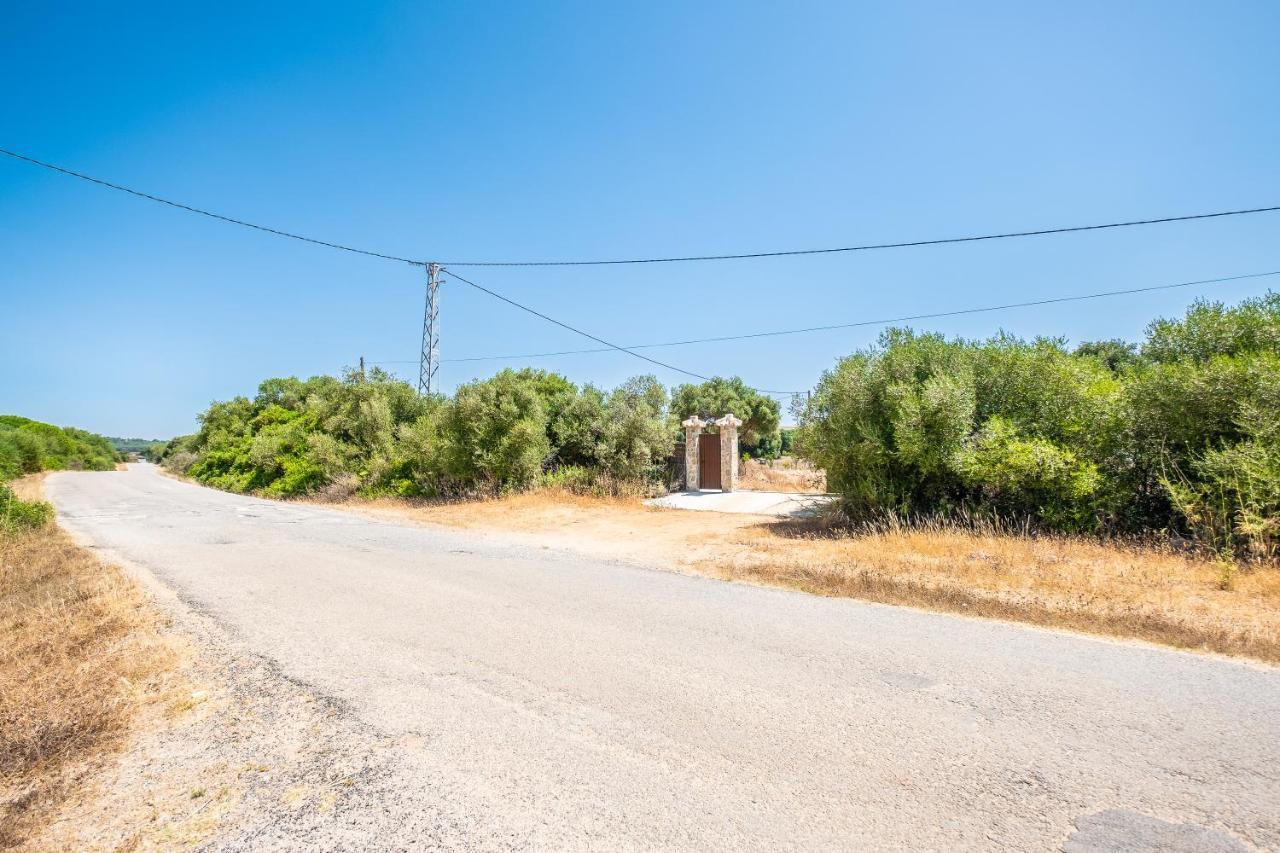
0,416 -> 117,535
159,368 -> 680,499
797,294 -> 1280,558
0,483 -> 53,535
0,415 -> 119,479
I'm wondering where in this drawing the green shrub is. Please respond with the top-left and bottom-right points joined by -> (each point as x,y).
172,367 -> 675,499
0,484 -> 53,535
1143,292 -> 1280,364
439,369 -> 554,489
798,329 -> 1123,530
796,294 -> 1280,555
0,415 -> 118,478
1074,339 -> 1140,373
1161,383 -> 1280,559
951,417 -> 1101,530
598,376 -> 669,481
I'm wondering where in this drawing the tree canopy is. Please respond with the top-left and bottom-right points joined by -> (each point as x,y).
669,377 -> 781,453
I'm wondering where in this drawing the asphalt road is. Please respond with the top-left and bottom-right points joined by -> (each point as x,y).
47,465 -> 1280,851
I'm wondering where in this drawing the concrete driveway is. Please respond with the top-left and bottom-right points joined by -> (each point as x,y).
646,488 -> 835,517
45,465 -> 1280,851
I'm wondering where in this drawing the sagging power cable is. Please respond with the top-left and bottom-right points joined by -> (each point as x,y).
5,147 -> 1278,268
365,269 -> 1280,365
438,267 -> 802,395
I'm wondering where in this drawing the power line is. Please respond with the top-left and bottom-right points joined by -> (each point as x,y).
440,208 -> 1280,267
438,268 -> 800,394
10,146 -> 1276,395
0,148 -> 801,392
4,147 -> 1278,268
0,147 -> 424,266
366,269 -> 1279,365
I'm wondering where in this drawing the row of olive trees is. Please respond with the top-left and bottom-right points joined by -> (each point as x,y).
155,368 -> 782,499
794,293 -> 1280,558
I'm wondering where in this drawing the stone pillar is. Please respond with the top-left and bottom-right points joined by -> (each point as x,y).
718,414 -> 743,493
682,416 -> 705,491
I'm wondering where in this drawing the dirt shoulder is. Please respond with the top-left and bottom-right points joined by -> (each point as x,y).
333,490 -> 1280,664
3,475 -> 427,850
1,474 -> 180,847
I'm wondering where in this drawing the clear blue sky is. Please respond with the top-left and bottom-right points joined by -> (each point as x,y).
3,1 -> 1278,438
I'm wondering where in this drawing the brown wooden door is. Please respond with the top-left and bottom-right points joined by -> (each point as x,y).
699,432 -> 722,489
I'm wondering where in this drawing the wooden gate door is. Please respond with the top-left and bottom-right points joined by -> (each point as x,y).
699,432 -> 722,489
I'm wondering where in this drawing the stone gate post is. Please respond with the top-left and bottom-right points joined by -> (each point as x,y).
682,416 -> 705,490
718,414 -> 743,493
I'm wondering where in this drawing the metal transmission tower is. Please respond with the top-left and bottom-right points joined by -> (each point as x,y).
419,263 -> 441,394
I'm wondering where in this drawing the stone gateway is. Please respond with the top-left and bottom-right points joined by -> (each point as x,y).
680,414 -> 742,492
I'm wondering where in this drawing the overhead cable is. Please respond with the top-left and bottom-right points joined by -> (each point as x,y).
5,147 -> 1277,268
364,269 -> 1280,365
0,147 -> 422,265
438,267 -> 801,394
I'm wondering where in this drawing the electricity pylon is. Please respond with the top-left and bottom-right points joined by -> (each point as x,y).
419,262 -> 440,395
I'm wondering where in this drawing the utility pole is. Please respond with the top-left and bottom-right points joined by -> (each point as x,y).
419,262 -> 441,395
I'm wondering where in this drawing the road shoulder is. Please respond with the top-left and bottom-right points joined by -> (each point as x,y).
13,475 -> 450,850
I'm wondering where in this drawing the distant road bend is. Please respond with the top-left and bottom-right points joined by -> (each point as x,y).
47,465 -> 1280,851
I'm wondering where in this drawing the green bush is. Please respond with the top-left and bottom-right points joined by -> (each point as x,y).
951,417 -> 1102,530
796,293 -> 1280,556
0,415 -> 119,478
0,417 -> 118,535
598,376 -> 670,481
1143,292 -> 1280,364
170,366 -> 676,499
0,484 -> 54,535
798,329 -> 1117,527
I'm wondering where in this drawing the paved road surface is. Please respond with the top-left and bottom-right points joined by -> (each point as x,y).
47,465 -> 1280,851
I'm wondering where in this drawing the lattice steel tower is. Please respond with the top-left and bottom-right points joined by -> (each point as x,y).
419,262 -> 441,394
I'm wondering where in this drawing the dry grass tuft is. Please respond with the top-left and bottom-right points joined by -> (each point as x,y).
0,518 -> 176,848
7,474 -> 46,503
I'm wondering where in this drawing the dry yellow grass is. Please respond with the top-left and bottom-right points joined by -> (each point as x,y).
737,458 -> 827,493
346,489 -> 1280,664
720,519 -> 1280,662
0,481 -> 177,849
7,472 -> 45,502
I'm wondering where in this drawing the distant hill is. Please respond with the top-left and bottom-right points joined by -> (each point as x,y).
107,436 -> 168,454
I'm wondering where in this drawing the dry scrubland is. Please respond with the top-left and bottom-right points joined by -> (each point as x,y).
345,489 -> 1280,664
0,476 -> 179,849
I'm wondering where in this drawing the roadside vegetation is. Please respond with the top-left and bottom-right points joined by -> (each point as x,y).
151,294 -> 1279,660
797,293 -> 1280,562
1,415 -> 119,537
0,415 -> 119,480
0,423 -> 172,848
154,369 -> 782,499
158,295 -> 1278,565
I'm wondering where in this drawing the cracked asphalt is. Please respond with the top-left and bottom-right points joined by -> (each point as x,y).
46,465 -> 1280,851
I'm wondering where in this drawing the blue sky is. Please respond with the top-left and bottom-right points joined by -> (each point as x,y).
2,1 -> 1278,437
